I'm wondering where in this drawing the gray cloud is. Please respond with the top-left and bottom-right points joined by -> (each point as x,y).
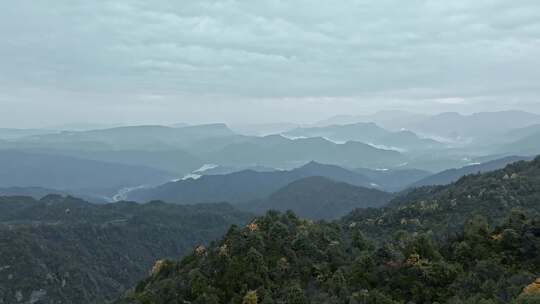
1,0 -> 539,127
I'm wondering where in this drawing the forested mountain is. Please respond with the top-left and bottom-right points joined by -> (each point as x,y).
0,195 -> 253,304
283,122 -> 443,151
347,156 -> 540,239
119,156 -> 540,304
239,176 -> 393,220
411,155 -> 532,188
127,162 -> 381,204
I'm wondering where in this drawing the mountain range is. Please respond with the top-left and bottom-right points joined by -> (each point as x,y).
11,123 -> 236,151
1,123 -> 412,175
0,150 -> 175,199
407,111 -> 540,142
126,161 -> 395,204
283,122 -> 443,152
203,135 -> 407,169
317,110 -> 540,146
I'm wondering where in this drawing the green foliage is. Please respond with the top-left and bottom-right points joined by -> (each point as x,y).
120,157 -> 540,304
120,207 -> 540,304
0,196 -> 252,304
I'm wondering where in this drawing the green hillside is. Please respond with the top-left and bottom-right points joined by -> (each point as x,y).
0,196 -> 253,304
119,156 -> 540,304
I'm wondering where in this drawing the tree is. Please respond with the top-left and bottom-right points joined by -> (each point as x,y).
243,290 -> 258,304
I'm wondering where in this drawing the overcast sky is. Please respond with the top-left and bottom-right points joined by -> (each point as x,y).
1,1 -> 540,127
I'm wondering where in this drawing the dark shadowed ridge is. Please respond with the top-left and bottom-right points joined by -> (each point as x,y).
410,155 -> 533,188
126,161 -> 379,204
0,150 -> 175,196
239,176 -> 393,220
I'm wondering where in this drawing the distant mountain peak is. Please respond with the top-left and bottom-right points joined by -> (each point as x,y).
299,160 -> 324,168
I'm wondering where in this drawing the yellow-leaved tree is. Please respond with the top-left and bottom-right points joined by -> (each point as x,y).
242,290 -> 258,304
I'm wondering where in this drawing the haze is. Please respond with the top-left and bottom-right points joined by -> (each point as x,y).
1,1 -> 540,128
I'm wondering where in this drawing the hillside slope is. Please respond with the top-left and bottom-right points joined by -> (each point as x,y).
411,155 -> 532,188
127,162 -> 377,204
119,156 -> 540,304
0,196 -> 252,304
0,150 -> 176,197
240,176 -> 393,220
347,155 -> 540,238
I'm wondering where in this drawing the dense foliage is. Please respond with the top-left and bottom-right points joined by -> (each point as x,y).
345,155 -> 540,239
0,196 -> 252,304
120,157 -> 540,304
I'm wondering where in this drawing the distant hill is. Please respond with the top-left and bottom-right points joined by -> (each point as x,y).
206,135 -> 407,169
230,122 -> 300,136
0,196 -> 252,304
506,124 -> 540,140
0,128 -> 58,140
354,167 -> 432,191
10,123 -> 237,151
500,131 -> 540,156
283,122 -> 443,151
62,149 -> 204,176
0,186 -> 66,199
200,164 -> 277,176
0,186 -> 108,204
315,110 -> 429,130
239,176 -> 393,220
0,150 -> 175,197
127,161 -> 378,204
410,155 -> 533,188
406,111 -> 540,143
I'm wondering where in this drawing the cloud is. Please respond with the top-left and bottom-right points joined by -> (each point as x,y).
0,0 -> 539,126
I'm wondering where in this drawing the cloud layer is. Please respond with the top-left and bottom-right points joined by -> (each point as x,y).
1,0 -> 540,126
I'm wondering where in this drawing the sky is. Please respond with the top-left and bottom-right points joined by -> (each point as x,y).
1,0 -> 540,128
